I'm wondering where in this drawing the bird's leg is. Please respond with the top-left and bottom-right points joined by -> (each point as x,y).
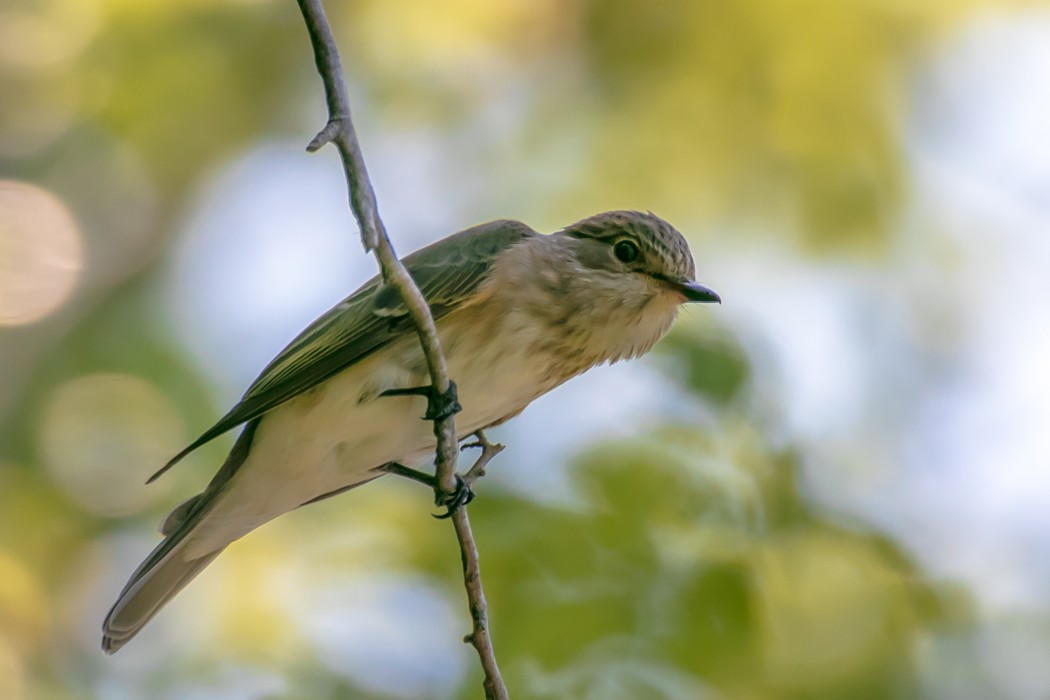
379,380 -> 462,421
378,430 -> 504,519
380,461 -> 438,489
379,461 -> 475,519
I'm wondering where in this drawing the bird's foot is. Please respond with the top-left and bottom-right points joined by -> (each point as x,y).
378,462 -> 474,519
380,380 -> 462,421
433,475 -> 475,520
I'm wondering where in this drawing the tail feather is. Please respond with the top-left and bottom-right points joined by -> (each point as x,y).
101,542 -> 223,654
103,420 -> 262,653
102,484 -> 225,655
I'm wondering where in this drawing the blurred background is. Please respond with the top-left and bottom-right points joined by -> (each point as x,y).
2,0 -> 1049,698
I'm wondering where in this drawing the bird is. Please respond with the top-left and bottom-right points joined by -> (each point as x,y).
101,209 -> 720,653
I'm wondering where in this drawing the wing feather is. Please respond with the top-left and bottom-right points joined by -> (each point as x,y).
148,219 -> 536,482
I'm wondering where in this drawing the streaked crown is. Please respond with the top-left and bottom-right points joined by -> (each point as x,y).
560,210 -> 696,282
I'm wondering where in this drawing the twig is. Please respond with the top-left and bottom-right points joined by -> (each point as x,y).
454,508 -> 504,699
461,431 -> 506,489
294,0 -> 458,496
293,1 -> 508,697
452,431 -> 505,697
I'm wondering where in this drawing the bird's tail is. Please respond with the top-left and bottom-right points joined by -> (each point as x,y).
101,489 -> 224,654
103,419 -> 265,653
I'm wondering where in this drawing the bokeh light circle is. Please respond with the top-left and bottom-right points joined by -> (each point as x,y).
0,180 -> 83,326
37,373 -> 183,516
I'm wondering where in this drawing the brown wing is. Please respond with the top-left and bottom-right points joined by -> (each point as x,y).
148,219 -> 537,482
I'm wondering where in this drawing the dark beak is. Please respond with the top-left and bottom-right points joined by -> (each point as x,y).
671,279 -> 721,304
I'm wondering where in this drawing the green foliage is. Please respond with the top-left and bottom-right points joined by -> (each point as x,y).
456,421 -> 955,699
657,323 -> 750,406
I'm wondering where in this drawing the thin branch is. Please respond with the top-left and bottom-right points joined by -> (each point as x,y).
451,432 -> 505,697
294,0 -> 458,496
378,435 -> 505,696
293,1 -> 508,697
454,508 -> 504,699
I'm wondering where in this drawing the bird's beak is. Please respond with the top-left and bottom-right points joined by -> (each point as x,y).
669,279 -> 721,304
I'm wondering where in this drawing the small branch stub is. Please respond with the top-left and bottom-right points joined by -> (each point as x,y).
461,431 -> 506,489
307,116 -> 344,152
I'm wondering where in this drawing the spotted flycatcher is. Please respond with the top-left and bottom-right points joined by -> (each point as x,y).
102,209 -> 720,652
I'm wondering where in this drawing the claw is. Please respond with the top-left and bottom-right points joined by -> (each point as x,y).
380,380 -> 462,421
433,475 -> 475,519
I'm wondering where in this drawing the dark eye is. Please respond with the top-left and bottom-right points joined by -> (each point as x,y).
613,240 -> 639,263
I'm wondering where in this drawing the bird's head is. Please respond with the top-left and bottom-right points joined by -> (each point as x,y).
558,210 -> 720,306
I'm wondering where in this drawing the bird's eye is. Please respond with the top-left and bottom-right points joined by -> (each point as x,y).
613,240 -> 639,263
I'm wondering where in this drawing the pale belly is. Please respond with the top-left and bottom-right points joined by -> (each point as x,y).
182,313 -> 564,557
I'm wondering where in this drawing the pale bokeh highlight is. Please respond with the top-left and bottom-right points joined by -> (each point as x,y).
0,180 -> 82,326
38,373 -> 183,516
